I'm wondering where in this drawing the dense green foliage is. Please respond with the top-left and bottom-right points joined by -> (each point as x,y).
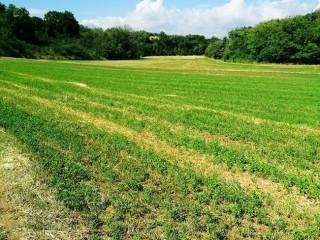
44,11 -> 80,38
205,38 -> 226,59
3,2 -> 319,63
0,57 -> 320,238
0,3 -> 210,60
206,11 -> 320,64
0,227 -> 7,240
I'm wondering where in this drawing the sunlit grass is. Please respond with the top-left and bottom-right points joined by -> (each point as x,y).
0,57 -> 319,239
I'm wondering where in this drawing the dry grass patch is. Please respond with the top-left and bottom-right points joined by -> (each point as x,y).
0,128 -> 88,240
13,72 -> 53,83
70,82 -> 89,88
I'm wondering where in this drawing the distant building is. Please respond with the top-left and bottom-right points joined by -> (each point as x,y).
149,36 -> 160,42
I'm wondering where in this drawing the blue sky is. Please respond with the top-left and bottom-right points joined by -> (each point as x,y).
1,0 -> 228,19
2,0 -> 319,37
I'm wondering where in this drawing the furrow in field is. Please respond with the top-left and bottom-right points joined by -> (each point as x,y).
0,80 -> 29,90
58,92 -> 320,201
88,91 -> 319,165
1,72 -> 310,126
1,79 -> 316,176
13,68 -> 319,108
83,86 -> 320,135
66,93 -> 255,151
70,92 -> 319,171
1,88 -> 319,231
56,60 -> 320,78
73,94 -> 320,181
8,71 -> 320,134
12,72 -> 90,89
1,80 -> 318,194
39,133 -> 262,239
2,79 -> 320,189
0,90 -> 278,238
56,87 -> 320,174
4,71 -> 320,184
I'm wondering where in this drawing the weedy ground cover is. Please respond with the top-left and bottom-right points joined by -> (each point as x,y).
0,56 -> 320,239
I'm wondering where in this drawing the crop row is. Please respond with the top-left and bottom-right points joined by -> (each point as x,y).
1,85 -> 320,238
2,59 -> 320,127
2,77 -> 319,201
0,96 -> 280,239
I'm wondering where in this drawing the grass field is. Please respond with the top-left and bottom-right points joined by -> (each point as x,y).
0,56 -> 320,239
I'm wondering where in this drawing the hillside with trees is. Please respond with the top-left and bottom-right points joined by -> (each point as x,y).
1,2 -> 319,63
0,3 -> 210,60
206,10 -> 320,64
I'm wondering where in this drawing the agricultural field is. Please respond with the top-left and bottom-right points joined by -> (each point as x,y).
0,56 -> 320,239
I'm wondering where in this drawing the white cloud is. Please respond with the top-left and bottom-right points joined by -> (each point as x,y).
81,0 -> 318,38
315,0 -> 320,10
28,8 -> 48,17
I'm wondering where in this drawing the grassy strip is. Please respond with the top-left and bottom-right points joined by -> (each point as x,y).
1,84 -> 320,201
3,59 -> 320,128
29,87 -> 320,200
0,98 -> 280,239
1,58 -> 320,238
2,90 -> 320,238
2,78 -> 320,198
3,68 -> 320,138
0,128 -> 88,239
3,73 -> 319,160
0,102 -> 104,238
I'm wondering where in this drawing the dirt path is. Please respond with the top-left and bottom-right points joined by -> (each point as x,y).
0,128 -> 88,240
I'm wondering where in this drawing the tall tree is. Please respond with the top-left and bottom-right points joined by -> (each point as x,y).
44,11 -> 79,38
0,3 -> 5,13
5,4 -> 36,42
212,10 -> 320,64
100,27 -> 140,60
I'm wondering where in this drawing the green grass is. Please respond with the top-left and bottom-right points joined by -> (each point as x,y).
0,56 -> 320,239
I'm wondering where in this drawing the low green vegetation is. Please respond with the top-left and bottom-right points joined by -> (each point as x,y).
0,57 -> 320,239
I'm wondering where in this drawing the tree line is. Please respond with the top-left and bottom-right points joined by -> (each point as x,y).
206,10 -> 320,64
1,2 -> 319,63
0,3 -> 211,60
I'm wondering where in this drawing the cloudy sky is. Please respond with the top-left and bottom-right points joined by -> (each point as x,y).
2,0 -> 320,37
